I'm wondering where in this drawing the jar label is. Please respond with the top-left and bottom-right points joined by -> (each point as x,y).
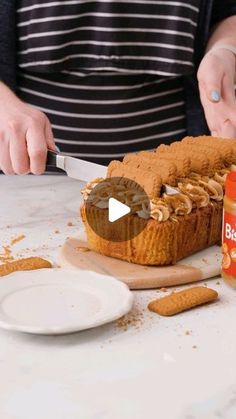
222,210 -> 236,275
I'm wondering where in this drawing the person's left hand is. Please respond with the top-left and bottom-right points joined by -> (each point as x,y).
197,48 -> 236,138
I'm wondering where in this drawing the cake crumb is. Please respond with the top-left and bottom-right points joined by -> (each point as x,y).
54,230 -> 60,234
192,345 -> 197,349
185,330 -> 191,336
10,235 -> 25,246
76,246 -> 90,253
0,245 -> 14,263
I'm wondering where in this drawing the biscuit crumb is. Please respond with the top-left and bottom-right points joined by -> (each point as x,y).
0,245 -> 14,263
54,230 -> 60,234
115,308 -> 144,331
10,235 -> 25,246
216,281 -> 221,285
160,287 -> 168,292
76,246 -> 90,253
67,221 -> 74,226
192,345 -> 197,349
185,330 -> 191,335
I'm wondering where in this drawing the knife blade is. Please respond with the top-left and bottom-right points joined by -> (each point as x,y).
46,150 -> 107,182
47,151 -> 180,195
161,184 -> 180,195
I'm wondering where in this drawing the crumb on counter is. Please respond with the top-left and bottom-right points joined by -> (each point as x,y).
67,222 -> 74,227
115,308 -> 144,332
0,245 -> 14,263
10,235 -> 25,246
54,230 -> 60,234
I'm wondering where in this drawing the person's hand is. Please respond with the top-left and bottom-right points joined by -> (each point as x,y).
0,82 -> 55,175
197,48 -> 236,138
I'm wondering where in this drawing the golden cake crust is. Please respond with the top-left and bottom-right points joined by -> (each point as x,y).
80,201 -> 222,265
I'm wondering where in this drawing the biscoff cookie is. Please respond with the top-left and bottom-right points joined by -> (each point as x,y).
182,137 -> 226,171
0,257 -> 52,277
155,151 -> 191,177
107,160 -> 162,197
183,136 -> 235,166
148,286 -> 218,316
123,153 -> 177,186
169,142 -> 211,174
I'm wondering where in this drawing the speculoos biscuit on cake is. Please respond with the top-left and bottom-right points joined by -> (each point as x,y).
80,135 -> 231,266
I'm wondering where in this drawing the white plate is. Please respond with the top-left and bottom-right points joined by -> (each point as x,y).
0,268 -> 133,335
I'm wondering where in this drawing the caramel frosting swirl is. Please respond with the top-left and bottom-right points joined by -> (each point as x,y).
214,172 -> 228,186
163,193 -> 192,215
198,179 -> 223,201
81,168 -> 225,222
177,183 -> 210,208
138,198 -> 170,221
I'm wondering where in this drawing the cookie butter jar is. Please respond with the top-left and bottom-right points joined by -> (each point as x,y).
222,172 -> 236,287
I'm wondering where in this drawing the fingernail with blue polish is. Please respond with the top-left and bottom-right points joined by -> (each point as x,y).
211,90 -> 221,102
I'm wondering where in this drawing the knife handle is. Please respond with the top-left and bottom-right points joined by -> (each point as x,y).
46,150 -> 58,168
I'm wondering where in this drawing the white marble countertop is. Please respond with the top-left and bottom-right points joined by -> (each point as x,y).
1,175 -> 236,419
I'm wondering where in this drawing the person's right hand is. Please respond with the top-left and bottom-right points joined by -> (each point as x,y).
0,82 -> 56,175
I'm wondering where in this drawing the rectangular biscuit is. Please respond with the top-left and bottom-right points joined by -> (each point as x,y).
169,143 -> 209,175
148,286 -> 218,316
155,151 -> 191,177
107,160 -> 162,197
123,153 -> 177,186
0,257 -> 52,277
182,136 -> 235,166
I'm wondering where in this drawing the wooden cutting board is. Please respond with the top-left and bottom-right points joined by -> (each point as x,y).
58,230 -> 222,289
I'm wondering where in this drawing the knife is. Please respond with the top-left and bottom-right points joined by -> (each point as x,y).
46,150 -> 180,195
161,184 -> 180,195
46,150 -> 107,182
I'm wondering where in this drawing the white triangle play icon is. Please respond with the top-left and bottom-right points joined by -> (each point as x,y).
108,197 -> 131,223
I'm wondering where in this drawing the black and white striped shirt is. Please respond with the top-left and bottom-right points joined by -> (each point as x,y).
16,1 -> 200,164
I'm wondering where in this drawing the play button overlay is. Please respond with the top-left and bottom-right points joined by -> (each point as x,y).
108,197 -> 131,222
84,176 -> 150,242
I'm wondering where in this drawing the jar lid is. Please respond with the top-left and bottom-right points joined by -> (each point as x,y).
225,171 -> 236,200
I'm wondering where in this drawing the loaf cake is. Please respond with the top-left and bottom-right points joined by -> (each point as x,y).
81,136 -> 236,265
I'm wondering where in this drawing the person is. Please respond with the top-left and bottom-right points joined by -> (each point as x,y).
0,0 -> 236,175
